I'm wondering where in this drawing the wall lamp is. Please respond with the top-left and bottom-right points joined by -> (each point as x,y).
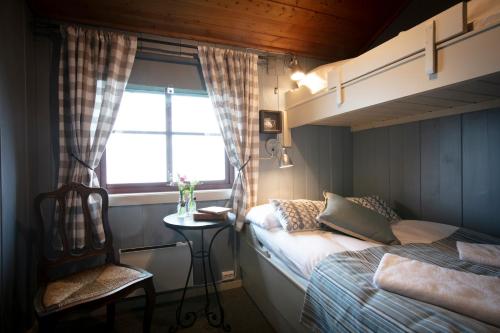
289,55 -> 305,82
260,138 -> 294,168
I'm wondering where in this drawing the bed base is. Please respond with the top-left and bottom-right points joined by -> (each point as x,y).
239,229 -> 308,333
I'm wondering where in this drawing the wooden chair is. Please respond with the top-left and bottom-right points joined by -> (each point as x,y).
34,182 -> 155,332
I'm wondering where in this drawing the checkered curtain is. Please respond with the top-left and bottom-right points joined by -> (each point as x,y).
198,46 -> 259,231
57,26 -> 137,249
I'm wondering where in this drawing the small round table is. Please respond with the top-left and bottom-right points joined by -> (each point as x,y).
163,213 -> 232,332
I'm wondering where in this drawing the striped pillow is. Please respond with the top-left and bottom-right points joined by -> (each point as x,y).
271,199 -> 325,233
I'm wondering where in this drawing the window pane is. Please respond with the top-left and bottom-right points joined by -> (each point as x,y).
171,95 -> 219,133
106,133 -> 167,184
172,135 -> 226,181
113,91 -> 166,132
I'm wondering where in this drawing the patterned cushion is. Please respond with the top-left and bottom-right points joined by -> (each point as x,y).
271,199 -> 325,232
346,195 -> 401,223
42,264 -> 146,310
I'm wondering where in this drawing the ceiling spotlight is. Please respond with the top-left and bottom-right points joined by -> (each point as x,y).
289,56 -> 305,81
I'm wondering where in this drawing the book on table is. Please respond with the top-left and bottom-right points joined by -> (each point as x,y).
193,211 -> 227,222
197,206 -> 232,215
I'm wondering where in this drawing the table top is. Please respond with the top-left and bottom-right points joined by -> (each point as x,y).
163,213 -> 233,230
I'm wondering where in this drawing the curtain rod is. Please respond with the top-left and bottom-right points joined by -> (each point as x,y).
33,19 -> 291,60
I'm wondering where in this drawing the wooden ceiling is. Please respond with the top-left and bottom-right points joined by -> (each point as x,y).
30,0 -> 410,60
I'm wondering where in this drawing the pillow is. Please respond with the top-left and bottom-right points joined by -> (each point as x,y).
347,195 -> 401,223
271,199 -> 325,233
245,204 -> 281,230
318,192 -> 400,245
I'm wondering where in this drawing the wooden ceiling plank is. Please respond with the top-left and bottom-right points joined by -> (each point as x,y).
176,0 -> 364,31
124,0 -> 373,39
97,4 -> 365,48
114,14 -> 347,57
270,0 -> 408,25
31,0 -> 412,60
35,10 -> 341,59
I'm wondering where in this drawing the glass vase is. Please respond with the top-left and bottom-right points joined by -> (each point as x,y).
177,190 -> 187,218
188,191 -> 197,214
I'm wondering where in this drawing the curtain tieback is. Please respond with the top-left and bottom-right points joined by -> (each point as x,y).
225,156 -> 252,210
71,152 -> 94,171
238,156 -> 251,173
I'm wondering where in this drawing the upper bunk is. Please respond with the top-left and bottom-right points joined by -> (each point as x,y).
285,0 -> 500,131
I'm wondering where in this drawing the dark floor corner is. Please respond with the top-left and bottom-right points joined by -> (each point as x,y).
52,288 -> 276,333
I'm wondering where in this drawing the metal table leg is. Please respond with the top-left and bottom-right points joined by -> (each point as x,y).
168,228 -> 196,333
206,224 -> 231,332
167,223 -> 231,332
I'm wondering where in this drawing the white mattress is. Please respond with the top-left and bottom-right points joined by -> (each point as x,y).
252,220 -> 458,280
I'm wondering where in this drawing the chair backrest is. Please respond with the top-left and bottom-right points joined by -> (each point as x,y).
35,182 -> 115,283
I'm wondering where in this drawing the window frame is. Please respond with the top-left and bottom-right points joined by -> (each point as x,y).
100,86 -> 234,194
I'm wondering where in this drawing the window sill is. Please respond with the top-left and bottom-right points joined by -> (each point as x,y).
109,189 -> 232,207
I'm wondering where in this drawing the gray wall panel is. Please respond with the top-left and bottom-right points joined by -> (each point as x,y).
319,126 -> 333,196
0,0 -> 31,330
389,123 -> 421,219
0,0 -> 36,332
342,127 -> 354,196
353,127 -> 390,201
258,125 -> 352,203
463,110 -> 500,235
420,116 -> 462,225
306,126 -> 321,200
291,127 -> 308,199
354,109 -> 500,236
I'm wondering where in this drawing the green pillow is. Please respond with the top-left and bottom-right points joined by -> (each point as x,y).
318,192 -> 400,245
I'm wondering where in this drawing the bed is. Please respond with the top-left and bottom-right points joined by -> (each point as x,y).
285,0 -> 500,132
240,204 -> 500,333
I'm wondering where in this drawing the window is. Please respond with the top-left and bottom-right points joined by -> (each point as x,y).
101,86 -> 232,193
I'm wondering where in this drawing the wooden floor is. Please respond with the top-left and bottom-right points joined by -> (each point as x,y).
53,287 -> 276,333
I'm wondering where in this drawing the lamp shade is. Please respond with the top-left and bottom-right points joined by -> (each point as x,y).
289,57 -> 305,81
279,147 -> 294,168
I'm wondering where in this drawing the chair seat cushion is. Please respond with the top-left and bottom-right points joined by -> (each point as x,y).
41,264 -> 148,311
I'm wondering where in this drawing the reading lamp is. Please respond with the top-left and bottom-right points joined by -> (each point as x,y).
262,138 -> 294,168
289,56 -> 305,82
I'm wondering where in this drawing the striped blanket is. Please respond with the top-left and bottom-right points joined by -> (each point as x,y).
301,228 -> 500,333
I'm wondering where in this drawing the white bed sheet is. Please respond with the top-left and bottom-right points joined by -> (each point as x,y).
252,220 -> 458,280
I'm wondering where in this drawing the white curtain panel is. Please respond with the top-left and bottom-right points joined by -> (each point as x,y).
198,46 -> 260,231
57,26 -> 137,249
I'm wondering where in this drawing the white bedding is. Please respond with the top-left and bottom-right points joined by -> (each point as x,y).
252,219 -> 458,280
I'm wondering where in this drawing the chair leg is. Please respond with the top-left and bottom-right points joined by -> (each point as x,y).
107,302 -> 116,329
143,278 -> 156,333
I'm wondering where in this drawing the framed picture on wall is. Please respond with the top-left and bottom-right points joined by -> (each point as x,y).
259,110 -> 282,134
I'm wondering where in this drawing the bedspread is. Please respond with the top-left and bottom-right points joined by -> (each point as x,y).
301,228 -> 500,333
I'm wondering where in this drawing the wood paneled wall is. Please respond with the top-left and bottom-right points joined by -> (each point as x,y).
353,108 -> 500,236
257,55 -> 352,203
108,200 -> 233,284
258,126 -> 353,203
0,0 -> 31,331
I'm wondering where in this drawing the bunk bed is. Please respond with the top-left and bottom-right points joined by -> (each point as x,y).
285,0 -> 500,131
